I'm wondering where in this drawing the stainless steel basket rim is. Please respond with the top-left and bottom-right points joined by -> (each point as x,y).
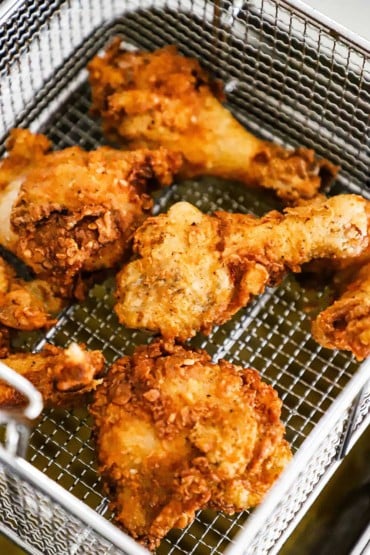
0,443 -> 150,554
0,0 -> 20,25
225,357 -> 370,555
0,357 -> 368,555
1,0 -> 370,54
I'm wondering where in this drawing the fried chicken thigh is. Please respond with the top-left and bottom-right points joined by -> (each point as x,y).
0,128 -> 181,297
115,195 -> 368,341
88,41 -> 337,202
0,343 -> 105,409
0,255 -> 63,330
90,340 -> 291,549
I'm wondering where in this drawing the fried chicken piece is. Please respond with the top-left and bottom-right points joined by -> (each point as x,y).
90,340 -> 291,549
88,41 -> 337,203
307,199 -> 370,360
115,194 -> 368,341
0,327 -> 10,358
0,128 -> 51,191
0,255 -> 63,330
0,343 -> 105,409
312,260 -> 370,360
330,200 -> 370,283
0,128 -> 181,298
302,198 -> 370,285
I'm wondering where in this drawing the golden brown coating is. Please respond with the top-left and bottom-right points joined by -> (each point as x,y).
309,199 -> 370,360
88,41 -> 337,202
90,340 -> 291,549
330,200 -> 370,284
0,327 -> 10,358
0,128 -> 181,297
304,199 -> 370,285
312,261 -> 370,360
115,195 -> 368,341
0,255 -> 63,330
0,343 -> 105,408
0,129 -> 52,191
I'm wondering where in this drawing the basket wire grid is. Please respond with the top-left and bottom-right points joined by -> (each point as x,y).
0,0 -> 369,554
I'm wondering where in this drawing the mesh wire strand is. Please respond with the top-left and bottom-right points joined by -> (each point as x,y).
0,0 -> 369,554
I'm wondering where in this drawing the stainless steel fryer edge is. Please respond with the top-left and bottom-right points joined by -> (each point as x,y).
0,444 -> 150,555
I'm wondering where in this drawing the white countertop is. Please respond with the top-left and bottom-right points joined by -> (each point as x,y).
302,0 -> 370,42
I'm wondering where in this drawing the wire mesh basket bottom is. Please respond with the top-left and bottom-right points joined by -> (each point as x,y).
0,0 -> 369,554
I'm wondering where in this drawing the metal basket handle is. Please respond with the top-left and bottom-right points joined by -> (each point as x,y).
0,361 -> 43,457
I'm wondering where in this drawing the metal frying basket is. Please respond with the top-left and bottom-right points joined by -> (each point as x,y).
0,0 -> 369,554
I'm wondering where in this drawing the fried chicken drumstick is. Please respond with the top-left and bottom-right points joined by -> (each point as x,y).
0,255 -> 63,330
90,340 -> 291,549
309,199 -> 370,360
88,41 -> 337,202
115,195 -> 368,341
0,343 -> 105,409
0,128 -> 181,297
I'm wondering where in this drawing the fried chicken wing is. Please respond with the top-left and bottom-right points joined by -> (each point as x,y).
0,255 -> 63,330
90,340 -> 291,549
0,343 -> 105,409
88,41 -> 337,202
0,128 -> 181,297
115,195 -> 368,341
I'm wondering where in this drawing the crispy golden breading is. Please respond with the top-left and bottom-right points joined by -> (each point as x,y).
309,200 -> 370,360
115,195 -> 368,341
330,201 -> 370,284
0,255 -> 63,330
90,340 -> 291,549
0,128 -> 181,297
88,41 -> 337,202
0,343 -> 105,408
0,129 -> 52,191
305,199 -> 370,285
0,327 -> 10,358
312,261 -> 370,360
